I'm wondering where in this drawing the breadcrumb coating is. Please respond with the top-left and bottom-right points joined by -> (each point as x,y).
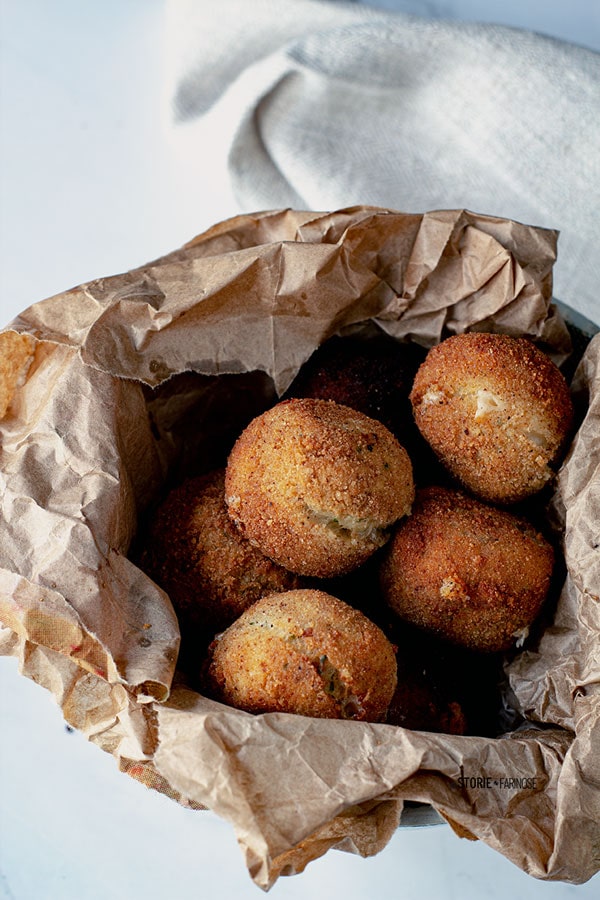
140,469 -> 302,637
380,486 -> 554,652
205,589 -> 398,722
225,398 -> 415,577
410,332 -> 574,503
0,331 -> 35,419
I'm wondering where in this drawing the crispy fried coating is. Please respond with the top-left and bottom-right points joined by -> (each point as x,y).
410,332 -> 574,503
205,589 -> 398,722
0,331 -> 35,419
380,487 -> 554,653
140,470 -> 302,638
225,398 -> 415,577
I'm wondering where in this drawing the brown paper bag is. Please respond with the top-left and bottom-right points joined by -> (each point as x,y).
1,207 -> 598,889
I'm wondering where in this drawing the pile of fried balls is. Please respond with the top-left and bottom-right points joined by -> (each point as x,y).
140,331 -> 574,734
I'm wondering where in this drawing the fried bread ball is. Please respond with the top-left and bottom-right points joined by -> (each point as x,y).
225,398 -> 415,577
140,470 -> 302,640
286,334 -> 425,438
286,334 -> 441,484
0,331 -> 35,419
205,589 -> 398,721
380,487 -> 554,653
410,332 -> 574,503
386,675 -> 467,734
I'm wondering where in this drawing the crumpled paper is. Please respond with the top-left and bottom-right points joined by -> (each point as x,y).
1,207 -> 598,889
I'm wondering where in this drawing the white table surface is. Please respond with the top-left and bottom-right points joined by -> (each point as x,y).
1,2 -> 599,899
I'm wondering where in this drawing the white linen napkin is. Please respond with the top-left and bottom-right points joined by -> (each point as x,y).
165,0 -> 600,320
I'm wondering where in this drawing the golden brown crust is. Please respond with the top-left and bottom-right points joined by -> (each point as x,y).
410,332 -> 574,503
140,469 -> 302,636
0,331 -> 35,419
380,486 -> 554,652
205,589 -> 398,722
225,398 -> 415,577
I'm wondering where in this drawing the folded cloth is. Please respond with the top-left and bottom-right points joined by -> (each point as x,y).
166,0 -> 600,321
